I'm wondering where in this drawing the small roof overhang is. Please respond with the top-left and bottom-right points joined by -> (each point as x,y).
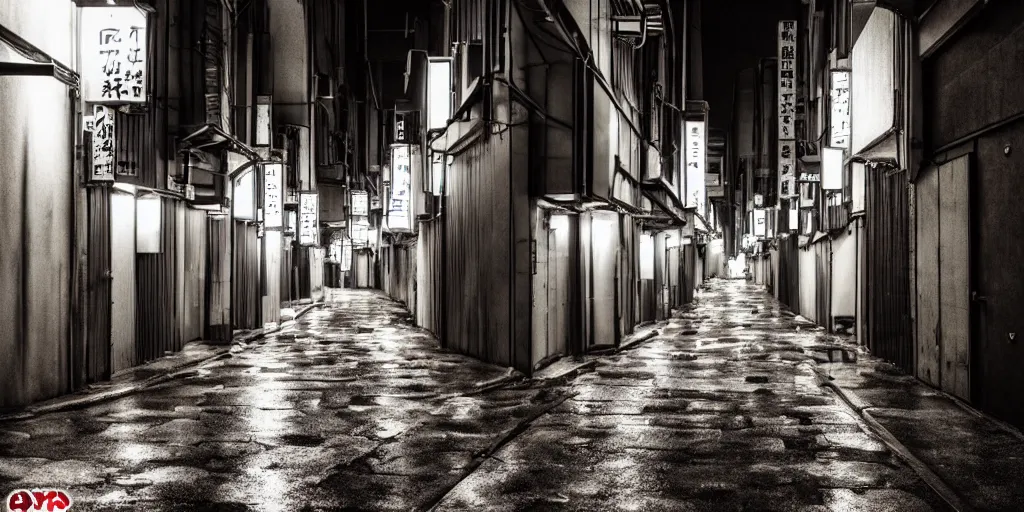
179,124 -> 263,178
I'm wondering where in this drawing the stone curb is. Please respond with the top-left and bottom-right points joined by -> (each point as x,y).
0,303 -> 324,423
813,368 -> 972,512
532,324 -> 665,382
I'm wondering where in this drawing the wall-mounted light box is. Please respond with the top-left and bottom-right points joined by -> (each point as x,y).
821,147 -> 844,191
426,58 -> 453,131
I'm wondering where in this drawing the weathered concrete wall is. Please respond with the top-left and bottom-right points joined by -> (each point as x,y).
924,1 -> 1024,149
0,0 -> 76,407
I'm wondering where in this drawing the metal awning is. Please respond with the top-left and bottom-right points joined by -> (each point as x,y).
0,23 -> 79,88
179,124 -> 262,177
640,183 -> 687,226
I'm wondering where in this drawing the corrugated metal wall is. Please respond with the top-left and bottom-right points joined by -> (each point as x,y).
618,215 -> 637,340
777,237 -> 799,308
136,197 -> 179,363
206,217 -> 232,341
233,222 -> 262,330
384,243 -> 416,309
866,165 -> 913,371
416,220 -> 444,335
815,241 -> 831,329
180,207 -> 207,343
444,133 -> 514,367
86,187 -> 112,383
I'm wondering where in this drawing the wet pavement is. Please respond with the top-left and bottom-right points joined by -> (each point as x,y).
436,280 -> 954,511
1,281 -> 1019,510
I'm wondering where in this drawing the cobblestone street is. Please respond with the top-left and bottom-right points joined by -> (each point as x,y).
0,282 -> 998,511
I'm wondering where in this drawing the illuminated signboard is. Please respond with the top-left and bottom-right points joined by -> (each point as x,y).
92,105 -> 115,181
351,190 -> 369,217
821,147 -> 844,191
754,209 -> 767,238
777,20 -> 797,140
263,163 -> 284,228
298,193 -> 319,246
830,70 -> 851,149
351,219 -> 370,247
427,58 -> 453,130
81,7 -> 148,103
684,120 -> 706,213
388,145 -> 413,232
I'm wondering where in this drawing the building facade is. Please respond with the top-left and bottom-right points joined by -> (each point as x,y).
0,0 -> 333,409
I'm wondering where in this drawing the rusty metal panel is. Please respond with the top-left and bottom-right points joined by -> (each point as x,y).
86,186 -> 112,383
113,111 -> 159,188
444,133 -> 513,367
866,164 -> 913,371
417,219 -> 444,335
136,197 -> 178,364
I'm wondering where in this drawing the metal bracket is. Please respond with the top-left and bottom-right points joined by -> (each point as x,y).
0,23 -> 80,89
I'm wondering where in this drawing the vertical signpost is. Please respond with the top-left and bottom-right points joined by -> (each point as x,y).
778,20 -> 798,213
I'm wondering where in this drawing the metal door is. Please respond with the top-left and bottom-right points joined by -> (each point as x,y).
109,191 -> 136,373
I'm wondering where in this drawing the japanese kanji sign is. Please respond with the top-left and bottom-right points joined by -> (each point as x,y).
91,105 -> 115,181
388,145 -> 412,231
684,120 -> 706,213
351,191 -> 369,217
81,7 -> 147,103
298,193 -> 320,246
263,163 -> 284,228
779,140 -> 797,199
777,20 -> 797,141
830,70 -> 851,149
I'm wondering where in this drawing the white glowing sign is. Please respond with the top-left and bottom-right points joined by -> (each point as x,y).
389,145 -> 413,231
685,120 -> 706,212
351,190 -> 369,217
821,147 -> 845,191
81,7 -> 147,103
298,193 -> 319,246
263,163 -> 284,228
830,70 -> 851,149
779,139 -> 797,199
341,241 -> 353,271
427,58 -> 453,130
789,201 -> 799,230
92,105 -> 115,181
754,209 -> 767,238
778,20 -> 797,140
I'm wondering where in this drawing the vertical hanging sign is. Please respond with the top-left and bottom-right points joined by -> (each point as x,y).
779,140 -> 796,198
830,70 -> 851,149
778,20 -> 798,200
81,7 -> 148,103
263,163 -> 284,228
684,120 -> 706,214
91,105 -> 115,181
298,193 -> 320,246
388,145 -> 413,232
351,190 -> 369,217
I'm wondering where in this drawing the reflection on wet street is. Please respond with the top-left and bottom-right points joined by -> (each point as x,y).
0,283 -> 952,511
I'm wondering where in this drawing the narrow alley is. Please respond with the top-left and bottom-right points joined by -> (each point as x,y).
5,281 -> 1019,511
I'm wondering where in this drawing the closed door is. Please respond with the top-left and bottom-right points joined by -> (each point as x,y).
915,155 -> 970,401
590,212 -> 618,346
938,155 -> 970,400
109,191 -> 136,373
548,218 -> 570,357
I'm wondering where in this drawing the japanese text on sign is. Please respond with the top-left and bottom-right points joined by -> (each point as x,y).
778,20 -> 797,140
82,7 -> 147,103
298,193 -> 319,246
6,489 -> 73,512
263,163 -> 284,228
830,70 -> 851,149
92,105 -> 115,181
351,191 -> 369,217
388,145 -> 412,231
684,120 -> 706,213
778,140 -> 797,199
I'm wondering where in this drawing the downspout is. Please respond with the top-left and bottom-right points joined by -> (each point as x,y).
70,10 -> 83,389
